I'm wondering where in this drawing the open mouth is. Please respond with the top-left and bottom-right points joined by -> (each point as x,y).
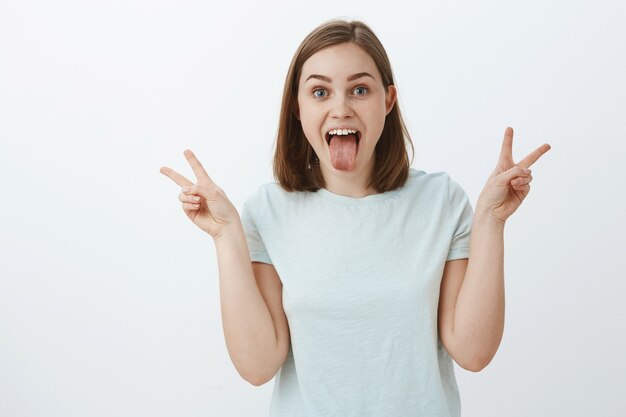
325,130 -> 361,146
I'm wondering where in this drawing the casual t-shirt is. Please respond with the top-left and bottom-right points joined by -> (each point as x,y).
240,168 -> 474,417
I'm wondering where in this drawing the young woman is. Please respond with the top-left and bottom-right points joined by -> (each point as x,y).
160,18 -> 551,417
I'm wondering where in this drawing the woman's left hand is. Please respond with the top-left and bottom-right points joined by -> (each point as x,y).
476,127 -> 551,224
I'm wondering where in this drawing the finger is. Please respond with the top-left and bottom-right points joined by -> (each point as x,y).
179,192 -> 202,204
498,127 -> 515,166
517,143 -> 551,169
498,164 -> 529,185
511,174 -> 533,186
184,149 -> 214,184
159,166 -> 194,188
182,202 -> 201,211
512,183 -> 531,194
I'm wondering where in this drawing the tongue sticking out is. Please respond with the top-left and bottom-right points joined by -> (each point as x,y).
328,134 -> 358,170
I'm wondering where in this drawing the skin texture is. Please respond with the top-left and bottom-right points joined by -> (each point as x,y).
159,150 -> 239,240
295,42 -> 397,198
438,127 -> 551,371
160,153 -> 287,385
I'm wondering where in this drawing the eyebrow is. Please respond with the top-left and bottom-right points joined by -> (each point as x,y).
305,72 -> 375,83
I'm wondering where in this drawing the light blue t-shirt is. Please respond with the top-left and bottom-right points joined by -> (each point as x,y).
240,168 -> 474,417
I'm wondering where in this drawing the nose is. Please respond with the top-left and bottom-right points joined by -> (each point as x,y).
329,94 -> 354,119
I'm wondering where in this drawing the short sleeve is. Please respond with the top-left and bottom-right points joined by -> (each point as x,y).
446,175 -> 474,261
240,199 -> 273,265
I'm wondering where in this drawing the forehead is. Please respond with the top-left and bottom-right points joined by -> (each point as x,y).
300,43 -> 381,83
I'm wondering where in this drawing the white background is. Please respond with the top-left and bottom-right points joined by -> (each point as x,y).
1,0 -> 625,416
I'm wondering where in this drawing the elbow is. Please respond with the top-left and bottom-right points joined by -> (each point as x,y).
458,354 -> 493,373
242,369 -> 277,387
239,370 -> 268,386
450,339 -> 499,373
236,338 -> 289,386
460,361 -> 487,373
246,375 -> 268,387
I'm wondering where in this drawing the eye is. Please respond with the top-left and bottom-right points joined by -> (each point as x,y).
313,89 -> 327,98
353,86 -> 368,96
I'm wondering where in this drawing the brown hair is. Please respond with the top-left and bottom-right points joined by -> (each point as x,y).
272,19 -> 415,193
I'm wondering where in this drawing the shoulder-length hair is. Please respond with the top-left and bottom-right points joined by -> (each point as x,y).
272,19 -> 415,193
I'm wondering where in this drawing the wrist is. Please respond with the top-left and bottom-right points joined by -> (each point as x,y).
213,221 -> 245,246
474,207 -> 506,230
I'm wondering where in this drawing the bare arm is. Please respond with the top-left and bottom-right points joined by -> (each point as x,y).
438,212 -> 505,372
215,221 -> 290,386
439,127 -> 550,371
160,149 -> 289,386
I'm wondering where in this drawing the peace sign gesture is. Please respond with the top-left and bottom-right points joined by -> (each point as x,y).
476,127 -> 552,224
160,149 -> 240,240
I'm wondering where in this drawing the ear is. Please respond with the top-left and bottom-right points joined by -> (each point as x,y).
385,85 -> 397,116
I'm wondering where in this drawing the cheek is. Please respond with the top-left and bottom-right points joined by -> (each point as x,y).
299,107 -> 323,130
364,102 -> 388,132
297,111 -> 322,144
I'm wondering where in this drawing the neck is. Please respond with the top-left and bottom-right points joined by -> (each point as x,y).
319,158 -> 377,198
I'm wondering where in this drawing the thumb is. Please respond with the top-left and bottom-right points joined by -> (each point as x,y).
497,165 -> 531,186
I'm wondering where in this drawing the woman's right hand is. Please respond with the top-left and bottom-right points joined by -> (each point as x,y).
160,149 -> 239,240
